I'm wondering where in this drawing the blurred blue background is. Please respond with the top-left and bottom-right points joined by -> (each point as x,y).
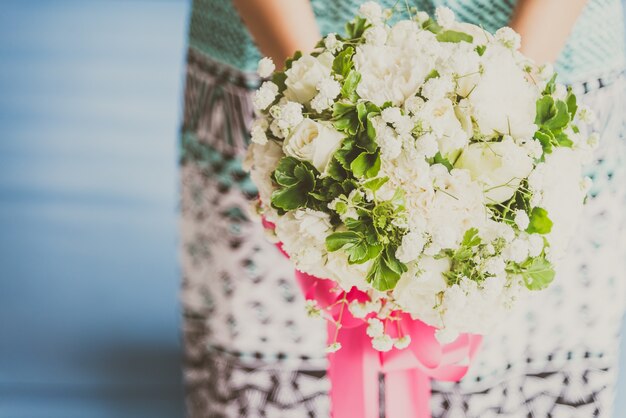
0,1 -> 188,417
0,1 -> 625,418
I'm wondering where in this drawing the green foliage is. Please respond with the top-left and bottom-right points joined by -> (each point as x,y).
350,151 -> 381,178
526,207 -> 553,234
436,30 -> 474,43
421,18 -> 442,34
534,93 -> 575,155
432,152 -> 453,171
333,47 -> 355,78
475,45 -> 487,56
341,70 -> 361,101
345,16 -> 370,39
270,157 -> 317,211
367,246 -> 407,291
519,257 -> 555,290
362,176 -> 389,193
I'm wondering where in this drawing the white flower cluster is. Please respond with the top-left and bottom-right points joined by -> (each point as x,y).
245,3 -> 595,349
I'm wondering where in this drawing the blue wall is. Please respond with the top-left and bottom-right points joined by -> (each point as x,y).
0,1 -> 188,417
0,1 -> 625,417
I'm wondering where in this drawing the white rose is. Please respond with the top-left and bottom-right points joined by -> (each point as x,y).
468,45 -> 539,140
283,119 -> 344,173
455,138 -> 534,203
284,54 -> 332,104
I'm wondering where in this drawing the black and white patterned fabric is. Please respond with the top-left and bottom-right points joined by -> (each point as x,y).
179,46 -> 626,417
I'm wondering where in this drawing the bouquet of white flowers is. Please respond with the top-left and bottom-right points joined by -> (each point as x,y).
245,3 -> 596,349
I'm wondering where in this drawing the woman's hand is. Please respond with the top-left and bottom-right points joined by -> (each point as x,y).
510,0 -> 589,64
232,0 -> 321,68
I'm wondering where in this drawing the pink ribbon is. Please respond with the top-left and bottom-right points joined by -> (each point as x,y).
295,270 -> 482,418
263,217 -> 482,417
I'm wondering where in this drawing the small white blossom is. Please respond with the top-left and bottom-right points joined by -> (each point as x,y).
381,107 -> 403,124
359,1 -> 383,24
577,105 -> 595,124
421,76 -> 454,101
394,335 -> 412,349
250,118 -> 269,145
253,81 -> 278,111
372,334 -> 394,352
366,317 -> 384,338
502,238 -> 529,263
404,96 -> 425,114
280,102 -> 304,127
527,234 -> 544,257
523,139 -> 544,159
324,33 -> 342,53
305,299 -> 322,318
484,256 -> 506,275
363,26 -> 388,45
435,6 -> 455,27
495,27 -> 521,50
326,342 -> 342,353
415,11 -> 430,24
587,132 -> 600,149
257,57 -> 275,78
514,210 -> 530,230
396,231 -> 427,263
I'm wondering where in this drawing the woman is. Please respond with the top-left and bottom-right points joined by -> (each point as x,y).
179,0 -> 626,416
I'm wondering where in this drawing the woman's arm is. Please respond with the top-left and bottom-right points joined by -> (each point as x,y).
232,0 -> 321,67
510,0 -> 589,64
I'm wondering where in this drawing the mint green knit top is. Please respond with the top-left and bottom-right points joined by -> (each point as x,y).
188,0 -> 626,83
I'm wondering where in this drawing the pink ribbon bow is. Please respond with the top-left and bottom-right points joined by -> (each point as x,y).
263,217 -> 482,418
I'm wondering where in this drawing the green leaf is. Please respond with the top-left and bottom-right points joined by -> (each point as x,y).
273,157 -> 300,186
326,231 -> 377,264
346,16 -> 370,39
272,71 -> 287,92
534,130 -> 553,155
326,231 -> 361,252
333,102 -> 359,135
475,45 -> 487,56
542,73 -> 557,96
421,18 -> 442,34
341,70 -> 361,101
350,151 -> 380,178
270,157 -> 317,211
461,228 -> 481,247
425,69 -> 440,82
566,88 -> 578,120
544,100 -> 570,131
526,207 -> 553,234
362,177 -> 389,192
326,156 -> 347,181
554,132 -> 573,148
436,30 -> 473,43
367,247 -> 407,291
271,185 -> 308,211
390,188 -> 405,209
520,257 -> 555,290
284,51 -> 303,71
332,47 -> 355,78
535,96 -> 556,126
433,152 -> 453,171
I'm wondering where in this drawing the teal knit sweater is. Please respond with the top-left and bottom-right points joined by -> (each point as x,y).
188,0 -> 626,83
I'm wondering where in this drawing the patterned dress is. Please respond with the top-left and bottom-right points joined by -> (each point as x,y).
179,1 -> 626,416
